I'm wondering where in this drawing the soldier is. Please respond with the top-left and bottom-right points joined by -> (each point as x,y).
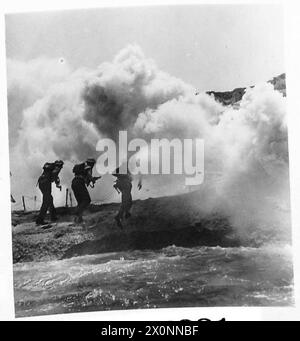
71,158 -> 101,224
36,160 -> 64,225
113,165 -> 142,229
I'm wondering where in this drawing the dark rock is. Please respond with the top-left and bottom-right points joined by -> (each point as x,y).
206,73 -> 286,106
62,225 -> 241,259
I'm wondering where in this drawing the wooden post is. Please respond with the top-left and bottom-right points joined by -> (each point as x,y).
22,196 -> 26,212
69,191 -> 73,207
65,188 -> 69,207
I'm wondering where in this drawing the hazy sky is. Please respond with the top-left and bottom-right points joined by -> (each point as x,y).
5,4 -> 285,91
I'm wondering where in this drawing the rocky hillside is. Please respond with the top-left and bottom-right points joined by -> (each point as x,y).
206,73 -> 286,106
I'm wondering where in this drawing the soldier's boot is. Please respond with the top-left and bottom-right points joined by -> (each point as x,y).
36,218 -> 47,226
114,215 -> 123,229
125,211 -> 131,219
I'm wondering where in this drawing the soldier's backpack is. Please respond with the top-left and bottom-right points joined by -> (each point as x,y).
37,163 -> 54,186
42,162 -> 56,173
72,163 -> 86,176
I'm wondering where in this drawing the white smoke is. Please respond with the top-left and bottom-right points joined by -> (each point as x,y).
7,58 -> 72,146
7,44 -> 290,236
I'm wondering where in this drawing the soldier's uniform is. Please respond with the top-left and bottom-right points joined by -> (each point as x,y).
36,160 -> 63,225
71,159 -> 97,223
114,173 -> 133,220
113,162 -> 143,228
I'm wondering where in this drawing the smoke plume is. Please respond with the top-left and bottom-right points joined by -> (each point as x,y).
7,44 -> 290,236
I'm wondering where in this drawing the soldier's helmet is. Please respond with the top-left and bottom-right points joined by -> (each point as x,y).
55,160 -> 64,164
54,160 -> 64,168
86,158 -> 96,167
43,162 -> 55,172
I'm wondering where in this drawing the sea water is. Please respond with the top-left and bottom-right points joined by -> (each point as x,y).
13,243 -> 294,317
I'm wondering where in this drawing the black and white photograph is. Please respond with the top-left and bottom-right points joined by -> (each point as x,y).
1,0 -> 299,320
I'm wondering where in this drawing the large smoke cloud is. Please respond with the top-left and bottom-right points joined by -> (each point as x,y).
82,45 -> 193,140
7,44 -> 290,235
7,58 -> 72,147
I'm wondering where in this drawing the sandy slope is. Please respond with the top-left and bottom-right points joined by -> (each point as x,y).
11,190 -> 245,264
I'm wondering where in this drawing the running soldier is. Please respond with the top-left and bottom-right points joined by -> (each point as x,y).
36,160 -> 64,225
71,158 -> 101,224
113,165 -> 142,229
